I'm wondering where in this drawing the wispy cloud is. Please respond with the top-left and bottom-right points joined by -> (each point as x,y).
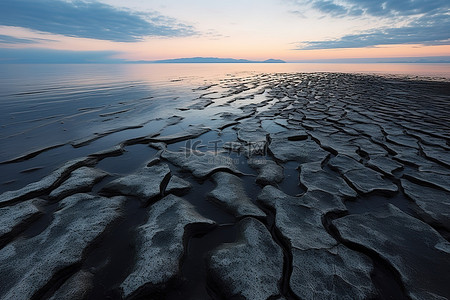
347,0 -> 448,17
0,34 -> 53,45
310,1 -> 361,17
298,14 -> 450,49
291,0 -> 450,49
0,48 -> 124,63
0,0 -> 196,42
290,0 -> 448,17
0,34 -> 44,44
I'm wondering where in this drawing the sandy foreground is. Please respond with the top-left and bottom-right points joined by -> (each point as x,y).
0,72 -> 449,299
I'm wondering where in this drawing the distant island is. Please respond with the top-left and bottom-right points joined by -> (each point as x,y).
149,57 -> 286,63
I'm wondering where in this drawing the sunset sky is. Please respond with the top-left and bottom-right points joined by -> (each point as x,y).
0,0 -> 449,63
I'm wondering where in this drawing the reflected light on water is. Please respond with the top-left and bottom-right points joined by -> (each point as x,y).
0,63 -> 449,94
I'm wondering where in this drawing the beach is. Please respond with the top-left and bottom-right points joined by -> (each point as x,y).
1,66 -> 450,299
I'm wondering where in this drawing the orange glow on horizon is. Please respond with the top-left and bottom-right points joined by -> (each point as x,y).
285,44 -> 450,61
1,26 -> 449,62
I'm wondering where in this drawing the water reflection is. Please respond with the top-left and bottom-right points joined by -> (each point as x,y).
1,63 -> 449,92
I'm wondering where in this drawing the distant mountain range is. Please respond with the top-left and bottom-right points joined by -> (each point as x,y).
149,57 -> 286,63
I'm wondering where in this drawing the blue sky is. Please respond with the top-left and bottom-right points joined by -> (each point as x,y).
0,0 -> 449,62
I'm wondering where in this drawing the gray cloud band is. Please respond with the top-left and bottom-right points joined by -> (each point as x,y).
291,0 -> 450,49
0,0 -> 196,42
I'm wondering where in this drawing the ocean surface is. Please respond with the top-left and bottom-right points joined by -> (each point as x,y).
1,63 -> 449,191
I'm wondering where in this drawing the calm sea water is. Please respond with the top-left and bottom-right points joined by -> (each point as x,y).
0,63 -> 449,191
1,63 -> 449,90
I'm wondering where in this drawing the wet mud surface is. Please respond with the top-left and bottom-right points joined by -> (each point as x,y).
1,72 -> 450,299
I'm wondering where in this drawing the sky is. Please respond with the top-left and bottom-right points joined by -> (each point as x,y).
0,0 -> 449,63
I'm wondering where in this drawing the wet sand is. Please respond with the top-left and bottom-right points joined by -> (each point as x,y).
0,72 -> 450,299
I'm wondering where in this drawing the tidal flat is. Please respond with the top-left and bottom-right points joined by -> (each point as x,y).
0,68 -> 450,299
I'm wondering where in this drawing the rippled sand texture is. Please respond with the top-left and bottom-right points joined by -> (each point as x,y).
0,72 -> 449,299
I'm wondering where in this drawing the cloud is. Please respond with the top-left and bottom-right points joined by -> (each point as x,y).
0,0 -> 196,42
311,1 -> 354,17
291,0 -> 450,49
0,48 -> 125,63
344,0 -> 448,17
0,34 -> 38,44
290,0 -> 449,17
0,34 -> 55,45
297,13 -> 450,49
